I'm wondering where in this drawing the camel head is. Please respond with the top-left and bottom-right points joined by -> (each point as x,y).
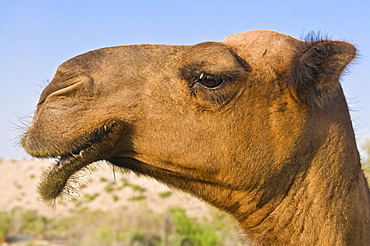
22,30 -> 369,245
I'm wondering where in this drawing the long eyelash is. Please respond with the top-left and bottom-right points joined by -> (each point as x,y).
179,63 -> 242,85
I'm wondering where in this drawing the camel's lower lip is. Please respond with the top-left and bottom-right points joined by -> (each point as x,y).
36,120 -> 124,202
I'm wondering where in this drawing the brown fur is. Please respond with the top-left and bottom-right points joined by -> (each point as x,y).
22,30 -> 370,245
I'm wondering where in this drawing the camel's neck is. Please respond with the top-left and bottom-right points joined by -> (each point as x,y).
235,124 -> 370,245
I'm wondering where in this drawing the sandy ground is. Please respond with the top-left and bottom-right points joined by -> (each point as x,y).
0,159 -> 218,245
0,159 -> 211,219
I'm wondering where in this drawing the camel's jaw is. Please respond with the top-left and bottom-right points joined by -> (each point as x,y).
22,120 -> 125,202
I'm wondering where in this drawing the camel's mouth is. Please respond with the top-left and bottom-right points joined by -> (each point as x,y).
37,120 -> 124,203
49,125 -> 113,176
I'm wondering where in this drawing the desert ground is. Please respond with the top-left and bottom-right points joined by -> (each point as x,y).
0,159 -> 241,246
0,159 -> 209,217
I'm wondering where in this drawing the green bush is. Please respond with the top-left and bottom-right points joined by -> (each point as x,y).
361,138 -> 370,182
171,208 -> 219,246
93,226 -> 115,245
100,177 -> 108,182
128,195 -> 146,201
362,139 -> 370,167
127,183 -> 146,192
104,185 -> 115,193
129,229 -> 161,246
112,194 -> 120,202
22,210 -> 49,236
0,211 -> 11,242
158,190 -> 173,198
83,193 -> 99,202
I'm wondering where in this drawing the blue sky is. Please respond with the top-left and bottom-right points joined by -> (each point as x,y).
1,0 -> 370,159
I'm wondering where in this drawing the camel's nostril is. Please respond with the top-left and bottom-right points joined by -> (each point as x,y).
38,75 -> 93,106
44,82 -> 83,101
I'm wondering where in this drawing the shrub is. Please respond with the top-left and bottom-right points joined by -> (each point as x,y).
0,211 -> 11,243
362,138 -> 370,167
128,195 -> 146,201
93,226 -> 115,245
112,194 -> 119,202
170,208 -> 219,246
104,185 -> 114,193
361,138 -> 370,182
22,210 -> 51,237
83,193 -> 99,202
127,183 -> 146,192
158,190 -> 173,198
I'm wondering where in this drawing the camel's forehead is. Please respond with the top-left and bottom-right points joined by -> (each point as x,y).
55,29 -> 300,78
63,30 -> 297,62
59,45 -> 181,68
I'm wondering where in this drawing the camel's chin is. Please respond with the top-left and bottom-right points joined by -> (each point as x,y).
35,120 -> 125,203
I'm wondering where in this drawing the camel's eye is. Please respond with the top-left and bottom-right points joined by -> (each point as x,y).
196,73 -> 225,89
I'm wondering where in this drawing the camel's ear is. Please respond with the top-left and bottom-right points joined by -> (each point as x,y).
288,40 -> 356,107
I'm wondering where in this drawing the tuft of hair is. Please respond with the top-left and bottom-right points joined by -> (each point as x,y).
302,31 -> 331,42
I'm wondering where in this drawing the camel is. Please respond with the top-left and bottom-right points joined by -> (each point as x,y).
21,30 -> 370,245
